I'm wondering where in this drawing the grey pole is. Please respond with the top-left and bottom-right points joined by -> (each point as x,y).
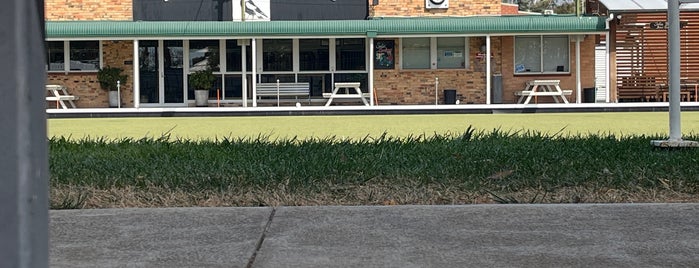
652,0 -> 699,147
0,0 -> 49,267
668,0 -> 681,141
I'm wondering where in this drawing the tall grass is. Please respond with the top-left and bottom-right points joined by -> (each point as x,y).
50,128 -> 699,199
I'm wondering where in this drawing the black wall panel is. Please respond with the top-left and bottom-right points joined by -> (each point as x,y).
134,0 -> 232,21
271,0 -> 367,20
134,0 -> 366,21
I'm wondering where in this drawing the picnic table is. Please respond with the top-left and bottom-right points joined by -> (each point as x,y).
46,85 -> 77,109
323,82 -> 370,106
515,80 -> 571,104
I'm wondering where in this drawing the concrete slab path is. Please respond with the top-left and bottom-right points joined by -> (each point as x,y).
50,204 -> 699,268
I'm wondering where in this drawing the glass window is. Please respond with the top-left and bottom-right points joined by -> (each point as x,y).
225,40 -> 252,72
336,38 -> 365,71
47,41 -> 65,71
189,40 -> 220,72
515,35 -> 569,74
46,41 -> 100,72
300,39 -> 329,71
437,37 -> 466,69
263,39 -> 293,71
543,36 -> 569,72
69,41 -> 99,71
402,38 -> 430,69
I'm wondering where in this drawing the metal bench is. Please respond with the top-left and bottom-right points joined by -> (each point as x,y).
255,82 -> 310,106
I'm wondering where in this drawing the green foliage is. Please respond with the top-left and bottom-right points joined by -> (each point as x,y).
188,68 -> 216,91
49,130 -> 699,196
518,0 -> 577,14
97,66 -> 128,91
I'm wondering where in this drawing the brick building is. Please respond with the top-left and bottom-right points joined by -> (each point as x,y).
45,0 -> 604,108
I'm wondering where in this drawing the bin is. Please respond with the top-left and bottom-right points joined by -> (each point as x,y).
491,74 -> 503,104
583,87 -> 596,103
444,89 -> 457,104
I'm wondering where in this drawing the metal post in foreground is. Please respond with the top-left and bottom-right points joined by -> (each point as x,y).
652,0 -> 699,147
0,0 -> 49,267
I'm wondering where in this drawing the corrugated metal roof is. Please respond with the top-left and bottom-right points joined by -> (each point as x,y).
46,16 -> 605,39
599,0 -> 699,12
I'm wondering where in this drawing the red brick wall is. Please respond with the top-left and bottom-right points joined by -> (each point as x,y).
373,37 -> 504,104
370,0 -> 502,17
45,0 -> 132,21
500,36 -> 596,104
501,3 -> 520,15
47,41 -> 134,108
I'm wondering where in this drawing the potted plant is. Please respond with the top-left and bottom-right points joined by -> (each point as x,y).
189,68 -> 215,107
97,67 -> 128,107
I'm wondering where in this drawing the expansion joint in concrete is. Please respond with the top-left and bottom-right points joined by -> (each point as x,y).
245,207 -> 277,268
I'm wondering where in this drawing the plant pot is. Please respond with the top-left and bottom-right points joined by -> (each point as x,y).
108,91 -> 120,107
194,90 -> 209,107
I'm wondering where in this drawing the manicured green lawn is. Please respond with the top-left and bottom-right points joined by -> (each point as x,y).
48,112 -> 699,141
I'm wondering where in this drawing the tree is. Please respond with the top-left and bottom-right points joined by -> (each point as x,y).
518,0 -> 577,14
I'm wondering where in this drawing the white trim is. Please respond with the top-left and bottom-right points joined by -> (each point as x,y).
241,39 -> 248,107
252,38 -> 258,107
369,37 -> 375,106
575,37 -> 582,103
292,39 -> 300,73
158,40 -> 165,104
486,35 -> 491,105
430,37 -> 438,69
329,38 -> 337,72
133,40 -> 140,108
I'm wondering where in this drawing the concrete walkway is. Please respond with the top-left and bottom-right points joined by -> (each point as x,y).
50,204 -> 699,268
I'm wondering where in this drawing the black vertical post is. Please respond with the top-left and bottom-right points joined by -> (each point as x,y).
0,0 -> 49,267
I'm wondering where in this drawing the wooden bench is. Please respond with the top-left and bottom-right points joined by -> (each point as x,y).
617,76 -> 659,102
46,85 -> 78,109
255,82 -> 310,105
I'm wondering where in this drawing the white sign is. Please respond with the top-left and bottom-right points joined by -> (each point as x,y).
233,0 -> 270,21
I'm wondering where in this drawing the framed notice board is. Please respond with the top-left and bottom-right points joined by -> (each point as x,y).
374,40 -> 394,69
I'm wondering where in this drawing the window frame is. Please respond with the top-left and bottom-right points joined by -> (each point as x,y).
399,37 -> 470,70
46,40 -> 102,73
513,35 -> 571,75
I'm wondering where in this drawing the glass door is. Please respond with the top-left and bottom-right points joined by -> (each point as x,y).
163,40 -> 185,104
138,40 -> 159,104
138,40 -> 186,106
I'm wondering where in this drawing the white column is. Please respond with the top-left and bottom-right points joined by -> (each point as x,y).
486,35 -> 492,105
252,38 -> 257,107
133,40 -> 140,108
241,39 -> 248,107
368,37 -> 375,106
668,0 -> 682,141
605,31 -> 610,103
576,36 -> 582,104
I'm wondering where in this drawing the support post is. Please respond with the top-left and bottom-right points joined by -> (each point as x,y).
0,0 -> 49,267
133,40 -> 140,108
486,35 -> 492,105
651,0 -> 699,147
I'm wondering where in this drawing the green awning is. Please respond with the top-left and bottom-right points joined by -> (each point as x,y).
46,15 -> 606,39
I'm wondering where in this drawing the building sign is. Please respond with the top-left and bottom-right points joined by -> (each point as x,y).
649,21 -> 688,30
234,0 -> 270,21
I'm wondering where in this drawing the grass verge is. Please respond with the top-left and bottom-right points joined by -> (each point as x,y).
49,128 -> 699,208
